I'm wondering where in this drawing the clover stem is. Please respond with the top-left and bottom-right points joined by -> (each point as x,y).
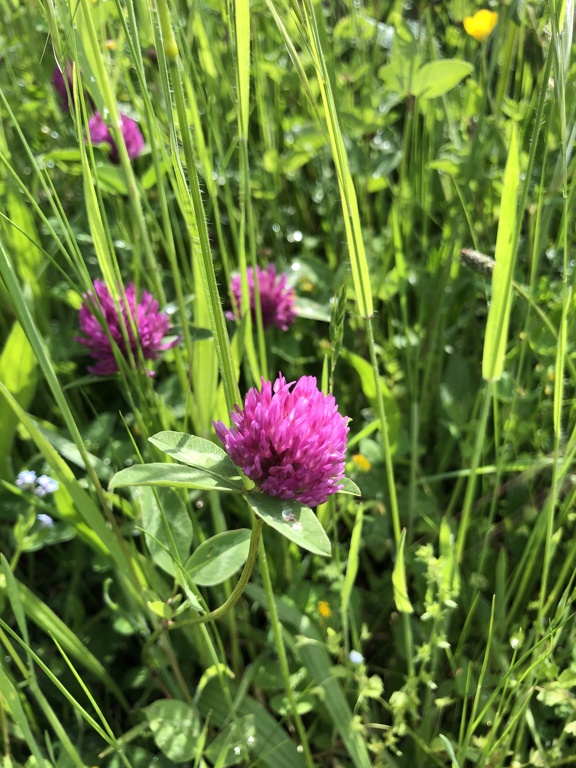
171,515 -> 264,628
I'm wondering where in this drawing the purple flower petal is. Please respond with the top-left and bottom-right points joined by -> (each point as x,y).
52,64 -> 73,112
214,374 -> 349,507
229,265 -> 297,331
87,112 -> 144,163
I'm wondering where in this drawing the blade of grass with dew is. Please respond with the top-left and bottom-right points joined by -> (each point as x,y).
116,0 -> 197,407
197,677 -> 306,768
235,0 -> 267,383
482,125 -> 519,382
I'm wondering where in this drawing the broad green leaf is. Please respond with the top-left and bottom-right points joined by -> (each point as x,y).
6,184 -> 44,305
246,493 -> 331,557
149,431 -> 243,486
143,699 -> 200,763
133,486 -> 193,575
110,463 -> 244,494
377,35 -> 421,96
412,60 -> 473,99
35,420 -> 113,482
392,529 -> 414,614
294,297 -> 331,322
205,714 -> 256,766
186,530 -> 251,586
339,476 -> 361,495
482,127 -> 519,381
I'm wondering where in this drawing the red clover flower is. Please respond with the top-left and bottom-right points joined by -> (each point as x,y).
229,265 -> 297,331
75,280 -> 178,376
214,374 -> 349,507
87,112 -> 144,163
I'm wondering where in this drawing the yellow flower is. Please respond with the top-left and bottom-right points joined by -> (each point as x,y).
318,600 -> 332,618
352,453 -> 372,473
463,9 -> 499,42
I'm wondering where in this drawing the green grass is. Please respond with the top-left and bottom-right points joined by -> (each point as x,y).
1,0 -> 576,766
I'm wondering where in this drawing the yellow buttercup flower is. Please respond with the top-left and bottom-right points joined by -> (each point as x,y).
463,9 -> 499,42
352,453 -> 372,473
318,600 -> 332,618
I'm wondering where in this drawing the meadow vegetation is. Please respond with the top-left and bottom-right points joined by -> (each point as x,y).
1,0 -> 576,766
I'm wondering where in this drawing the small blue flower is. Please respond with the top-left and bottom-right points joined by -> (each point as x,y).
16,470 -> 37,490
348,650 -> 364,665
34,475 -> 59,497
36,513 -> 54,528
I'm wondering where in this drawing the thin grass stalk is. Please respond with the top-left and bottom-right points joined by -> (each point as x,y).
119,0 -> 196,407
229,0 -> 267,383
153,0 -> 239,414
299,0 -> 372,321
455,382 -> 493,563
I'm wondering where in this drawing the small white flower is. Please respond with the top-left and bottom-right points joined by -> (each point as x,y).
34,475 -> 59,497
16,470 -> 37,490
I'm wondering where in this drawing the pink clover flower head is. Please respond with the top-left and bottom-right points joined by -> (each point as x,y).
87,112 -> 144,163
214,374 -> 349,507
229,265 -> 297,331
75,280 -> 178,376
52,63 -> 73,111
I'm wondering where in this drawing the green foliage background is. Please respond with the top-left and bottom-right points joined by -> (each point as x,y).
1,0 -> 576,766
